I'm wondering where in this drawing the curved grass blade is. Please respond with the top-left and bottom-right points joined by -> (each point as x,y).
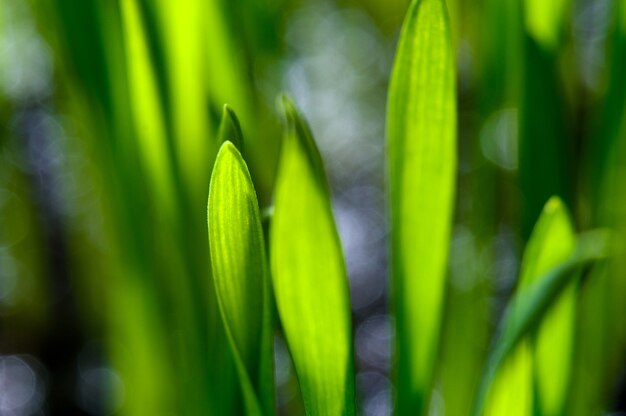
485,197 -> 576,415
473,229 -> 612,416
386,0 -> 456,412
208,141 -> 274,415
121,0 -> 177,214
524,198 -> 577,416
270,96 -> 355,416
217,104 -> 244,152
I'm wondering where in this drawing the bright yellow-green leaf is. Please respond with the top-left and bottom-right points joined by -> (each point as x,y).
120,0 -> 176,214
524,198 -> 577,416
473,227 -> 611,416
153,0 -> 211,198
271,97 -> 355,416
208,141 -> 274,415
524,0 -> 570,50
486,197 -> 576,416
485,343 -> 533,416
386,0 -> 456,412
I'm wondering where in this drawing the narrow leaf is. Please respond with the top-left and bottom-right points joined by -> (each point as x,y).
524,198 -> 577,416
271,96 -> 355,416
121,0 -> 176,213
217,104 -> 244,152
485,197 -> 577,416
524,0 -> 570,51
386,0 -> 456,412
473,229 -> 612,416
208,141 -> 274,415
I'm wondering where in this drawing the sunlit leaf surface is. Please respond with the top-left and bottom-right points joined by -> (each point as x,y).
486,197 -> 576,416
386,0 -> 456,412
474,225 -> 611,416
524,0 -> 569,51
208,141 -> 274,415
271,97 -> 355,416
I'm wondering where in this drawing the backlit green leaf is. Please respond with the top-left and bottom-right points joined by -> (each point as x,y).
386,0 -> 456,412
524,198 -> 577,416
270,96 -> 355,416
524,0 -> 570,51
208,141 -> 274,416
473,227 -> 611,416
121,0 -> 176,214
485,197 -> 577,416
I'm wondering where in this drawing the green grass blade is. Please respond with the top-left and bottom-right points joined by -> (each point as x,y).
386,0 -> 456,412
519,0 -> 571,239
518,198 -> 576,287
524,0 -> 570,51
485,197 -> 577,415
523,198 -> 577,416
473,229 -> 612,416
483,342 -> 533,416
571,4 -> 626,414
208,141 -> 274,416
270,96 -> 355,416
120,0 -> 176,214
518,49 -> 570,239
217,104 -> 244,152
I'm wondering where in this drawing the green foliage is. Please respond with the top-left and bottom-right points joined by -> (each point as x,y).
524,0 -> 570,51
386,0 -> 456,412
4,0 -> 624,414
208,141 -> 274,415
270,97 -> 356,415
522,198 -> 577,416
475,224 -> 611,415
485,197 -> 576,415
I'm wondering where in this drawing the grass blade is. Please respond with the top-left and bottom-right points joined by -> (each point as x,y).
386,0 -> 456,412
121,0 -> 176,214
217,104 -> 244,152
573,6 -> 626,412
519,0 -> 572,239
208,141 -> 274,415
473,228 -> 612,416
485,197 -> 577,415
523,198 -> 577,416
524,0 -> 570,51
271,96 -> 355,416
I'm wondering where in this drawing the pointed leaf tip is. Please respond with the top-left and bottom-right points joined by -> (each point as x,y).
208,140 -> 273,415
271,99 -> 356,416
217,105 -> 244,152
386,0 -> 456,412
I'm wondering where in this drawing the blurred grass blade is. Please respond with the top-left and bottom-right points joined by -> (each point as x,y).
271,96 -> 355,416
217,104 -> 244,152
524,198 -> 577,416
121,0 -> 176,214
473,228 -> 612,416
485,197 -> 577,416
573,4 -> 626,412
524,0 -> 570,50
386,0 -> 456,412
592,0 -> 626,200
519,0 -> 571,239
484,343 -> 533,416
208,141 -> 274,415
152,0 -> 211,198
